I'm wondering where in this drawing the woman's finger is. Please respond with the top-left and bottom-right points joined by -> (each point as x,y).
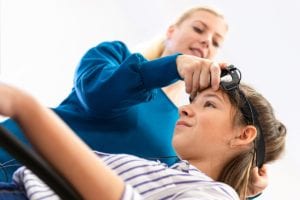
191,68 -> 201,94
210,62 -> 221,91
199,62 -> 211,91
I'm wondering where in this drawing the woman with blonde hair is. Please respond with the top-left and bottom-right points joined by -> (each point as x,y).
142,6 -> 227,61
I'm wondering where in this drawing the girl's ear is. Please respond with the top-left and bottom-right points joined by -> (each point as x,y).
230,125 -> 257,148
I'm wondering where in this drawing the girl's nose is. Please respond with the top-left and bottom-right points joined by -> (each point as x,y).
178,105 -> 195,117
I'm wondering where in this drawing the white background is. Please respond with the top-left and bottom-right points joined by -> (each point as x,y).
0,0 -> 299,199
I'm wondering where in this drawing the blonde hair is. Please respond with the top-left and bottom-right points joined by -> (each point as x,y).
219,84 -> 286,199
141,6 -> 227,60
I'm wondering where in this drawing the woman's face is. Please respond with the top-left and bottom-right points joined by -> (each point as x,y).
172,88 -> 238,161
164,10 -> 227,59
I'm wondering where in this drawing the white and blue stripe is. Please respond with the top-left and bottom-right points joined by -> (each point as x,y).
12,152 -> 239,200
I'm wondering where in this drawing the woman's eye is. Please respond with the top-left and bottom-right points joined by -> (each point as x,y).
213,40 -> 220,48
204,101 -> 216,108
193,26 -> 204,34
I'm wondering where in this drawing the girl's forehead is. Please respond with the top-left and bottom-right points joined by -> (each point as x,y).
194,88 -> 229,102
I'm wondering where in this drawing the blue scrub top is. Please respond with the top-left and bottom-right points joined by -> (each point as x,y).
0,41 -> 182,180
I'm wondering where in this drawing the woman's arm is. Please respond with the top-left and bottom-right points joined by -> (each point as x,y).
74,41 -> 224,118
74,41 -> 181,118
0,83 -> 124,200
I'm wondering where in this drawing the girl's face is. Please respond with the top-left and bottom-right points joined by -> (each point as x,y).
172,88 -> 239,161
164,10 -> 227,59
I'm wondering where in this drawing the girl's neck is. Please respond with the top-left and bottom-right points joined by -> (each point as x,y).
188,158 -> 227,181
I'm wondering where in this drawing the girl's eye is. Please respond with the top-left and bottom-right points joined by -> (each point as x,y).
193,26 -> 204,34
204,101 -> 216,108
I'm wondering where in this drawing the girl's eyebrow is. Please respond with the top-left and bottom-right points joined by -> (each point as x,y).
202,93 -> 224,103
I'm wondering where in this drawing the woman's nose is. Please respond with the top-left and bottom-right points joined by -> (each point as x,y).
201,40 -> 209,48
199,34 -> 212,49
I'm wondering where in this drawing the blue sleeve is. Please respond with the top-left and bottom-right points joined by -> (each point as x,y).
74,41 -> 181,118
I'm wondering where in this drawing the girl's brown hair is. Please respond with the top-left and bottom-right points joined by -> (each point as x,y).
219,84 -> 286,199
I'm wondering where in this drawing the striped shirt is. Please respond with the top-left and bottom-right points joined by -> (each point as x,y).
12,152 -> 239,200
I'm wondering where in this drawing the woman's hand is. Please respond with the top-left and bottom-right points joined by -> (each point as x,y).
247,165 -> 268,197
176,55 -> 227,96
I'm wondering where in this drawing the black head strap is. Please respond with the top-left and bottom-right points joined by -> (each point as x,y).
220,66 -> 265,168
